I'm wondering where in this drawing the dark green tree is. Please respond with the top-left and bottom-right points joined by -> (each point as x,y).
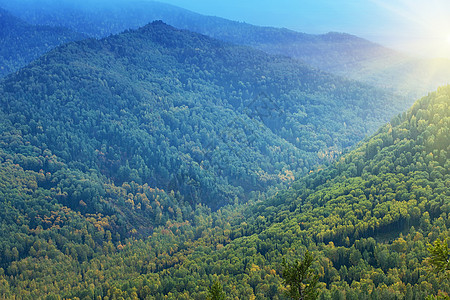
207,280 -> 226,300
282,251 -> 319,300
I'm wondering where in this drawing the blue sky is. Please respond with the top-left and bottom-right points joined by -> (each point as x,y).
157,0 -> 450,59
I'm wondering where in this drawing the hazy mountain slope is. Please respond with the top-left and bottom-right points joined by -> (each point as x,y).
1,0 -> 449,97
0,21 -> 406,282
0,7 -> 86,78
0,0 -> 205,37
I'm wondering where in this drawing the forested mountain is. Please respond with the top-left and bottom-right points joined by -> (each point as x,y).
0,67 -> 448,298
0,19 -> 414,297
0,2 -> 448,299
1,0 -> 449,97
0,20 -> 405,213
0,7 -> 86,78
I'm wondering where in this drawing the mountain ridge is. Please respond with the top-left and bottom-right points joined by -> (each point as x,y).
2,0 -> 448,97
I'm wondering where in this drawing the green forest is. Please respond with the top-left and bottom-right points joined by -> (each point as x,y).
0,68 -> 448,299
0,4 -> 449,300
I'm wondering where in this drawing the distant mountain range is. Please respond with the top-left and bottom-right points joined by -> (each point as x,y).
0,7 -> 86,78
1,0 -> 449,97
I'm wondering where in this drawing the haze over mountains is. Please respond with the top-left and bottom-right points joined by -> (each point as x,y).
0,7 -> 85,78
0,0 -> 449,299
1,0 -> 449,97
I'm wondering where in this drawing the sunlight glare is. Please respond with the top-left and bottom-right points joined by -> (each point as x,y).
370,0 -> 450,59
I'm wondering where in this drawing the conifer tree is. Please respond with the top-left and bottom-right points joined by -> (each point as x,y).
282,251 -> 319,300
207,280 -> 226,300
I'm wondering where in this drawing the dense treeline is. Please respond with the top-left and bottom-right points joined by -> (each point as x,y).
0,8 -> 85,78
2,0 -> 449,97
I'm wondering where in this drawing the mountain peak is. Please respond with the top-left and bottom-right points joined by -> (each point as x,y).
140,19 -> 173,31
151,20 -> 167,26
135,19 -> 181,36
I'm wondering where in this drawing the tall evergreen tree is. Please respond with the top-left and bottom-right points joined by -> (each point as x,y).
207,280 -> 226,300
282,251 -> 319,300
